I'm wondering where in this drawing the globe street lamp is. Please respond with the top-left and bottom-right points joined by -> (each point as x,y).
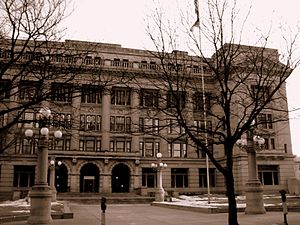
151,153 -> 167,202
49,157 -> 62,202
236,129 -> 266,214
25,107 -> 62,224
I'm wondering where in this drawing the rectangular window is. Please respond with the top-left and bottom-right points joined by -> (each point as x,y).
139,140 -> 160,157
51,137 -> 71,151
0,79 -> 11,100
193,92 -> 211,111
110,116 -> 131,133
168,142 -> 187,158
171,168 -> 189,188
142,168 -> 156,187
258,165 -> 279,185
111,87 -> 131,106
19,80 -> 41,101
81,85 -> 102,104
167,91 -> 186,108
79,137 -> 101,152
80,114 -> 101,131
251,85 -> 271,104
110,138 -> 132,152
140,89 -> 159,107
168,119 -> 184,134
13,165 -> 35,188
256,113 -> 273,129
199,168 -> 216,187
139,118 -> 159,133
51,83 -> 73,102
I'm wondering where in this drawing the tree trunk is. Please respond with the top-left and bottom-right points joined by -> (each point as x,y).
225,171 -> 239,225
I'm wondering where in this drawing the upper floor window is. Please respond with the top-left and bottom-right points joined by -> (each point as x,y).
139,139 -> 160,157
251,85 -> 271,103
193,92 -> 211,111
110,138 -> 131,152
256,113 -> 273,129
49,136 -> 71,151
81,85 -> 102,104
0,79 -> 11,100
51,83 -> 73,103
168,119 -> 184,134
80,114 -> 101,131
110,116 -> 131,133
139,118 -> 159,134
111,87 -> 131,106
140,89 -> 159,108
168,142 -> 187,158
19,80 -> 41,101
79,136 -> 101,152
167,91 -> 186,109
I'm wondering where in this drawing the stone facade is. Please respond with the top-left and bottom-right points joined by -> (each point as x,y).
0,40 -> 296,200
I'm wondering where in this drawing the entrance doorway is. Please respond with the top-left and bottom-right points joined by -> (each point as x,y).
111,163 -> 130,193
80,163 -> 100,193
56,163 -> 68,192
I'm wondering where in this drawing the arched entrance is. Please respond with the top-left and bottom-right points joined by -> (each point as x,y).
56,163 -> 68,192
80,163 -> 100,193
111,163 -> 130,193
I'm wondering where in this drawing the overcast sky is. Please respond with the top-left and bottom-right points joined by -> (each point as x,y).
61,0 -> 300,156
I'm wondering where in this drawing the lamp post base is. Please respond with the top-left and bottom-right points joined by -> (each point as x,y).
155,188 -> 165,202
245,180 -> 266,214
51,188 -> 57,202
27,185 -> 53,224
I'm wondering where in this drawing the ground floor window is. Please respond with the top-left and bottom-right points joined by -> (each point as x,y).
258,165 -> 279,185
171,168 -> 189,188
142,168 -> 156,187
13,165 -> 35,188
199,168 -> 216,187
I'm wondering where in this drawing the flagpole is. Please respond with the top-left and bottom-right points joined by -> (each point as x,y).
193,0 -> 211,204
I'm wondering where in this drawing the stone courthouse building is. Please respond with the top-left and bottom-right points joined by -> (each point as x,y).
0,40 -> 297,200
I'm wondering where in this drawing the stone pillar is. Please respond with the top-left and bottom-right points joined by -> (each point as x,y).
27,134 -> 52,224
49,163 -> 57,202
245,129 -> 266,214
131,88 -> 140,153
101,160 -> 110,194
101,88 -> 111,151
70,90 -> 81,151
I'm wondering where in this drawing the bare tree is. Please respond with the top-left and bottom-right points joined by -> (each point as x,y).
139,1 -> 300,225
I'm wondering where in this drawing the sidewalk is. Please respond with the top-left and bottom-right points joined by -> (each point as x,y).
5,203 -> 300,225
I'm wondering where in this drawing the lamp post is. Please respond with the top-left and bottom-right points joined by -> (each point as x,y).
49,157 -> 62,202
25,107 -> 62,224
151,153 -> 167,202
236,129 -> 266,214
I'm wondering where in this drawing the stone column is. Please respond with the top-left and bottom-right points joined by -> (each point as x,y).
101,88 -> 111,151
131,88 -> 140,153
70,90 -> 81,151
101,160 -> 110,194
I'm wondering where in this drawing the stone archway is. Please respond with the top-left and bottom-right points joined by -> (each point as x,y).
111,163 -> 130,193
80,163 -> 100,193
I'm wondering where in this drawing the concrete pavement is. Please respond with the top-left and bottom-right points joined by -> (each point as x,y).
6,203 -> 300,225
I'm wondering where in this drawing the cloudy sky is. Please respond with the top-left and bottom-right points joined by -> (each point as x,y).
61,0 -> 300,156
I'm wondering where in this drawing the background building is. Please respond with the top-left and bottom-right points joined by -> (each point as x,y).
0,40 -> 297,200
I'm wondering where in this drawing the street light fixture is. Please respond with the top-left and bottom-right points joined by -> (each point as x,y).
236,129 -> 266,214
151,153 -> 167,202
49,158 -> 62,202
25,107 -> 62,224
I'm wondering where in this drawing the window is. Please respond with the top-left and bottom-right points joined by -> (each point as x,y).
171,168 -> 189,188
193,92 -> 211,111
194,120 -> 212,133
264,137 -> 275,150
0,79 -> 11,100
199,168 -> 216,187
168,142 -> 187,158
142,168 -> 156,187
258,165 -> 279,185
80,115 -> 101,131
168,119 -> 184,134
140,89 -> 159,107
15,138 -> 37,155
51,83 -> 73,102
139,140 -> 160,157
19,80 -> 41,101
13,165 -> 35,188
0,113 -> 8,128
50,137 -> 71,151
79,137 -> 101,152
139,118 -> 159,134
251,85 -> 271,103
256,113 -> 273,129
167,91 -> 186,108
110,116 -> 131,132
81,85 -> 102,104
111,87 -> 131,106
110,138 -> 131,152
50,113 -> 72,129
